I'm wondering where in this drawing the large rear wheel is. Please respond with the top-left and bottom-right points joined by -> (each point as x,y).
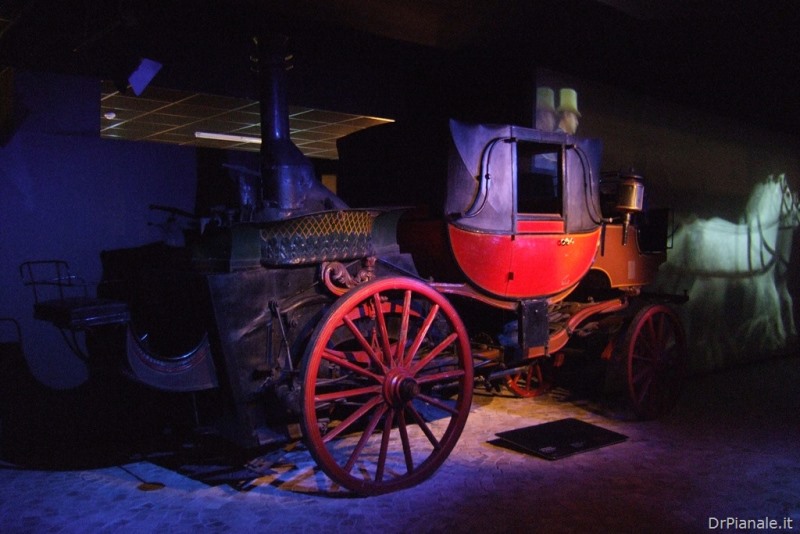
622,304 -> 687,419
300,276 -> 473,495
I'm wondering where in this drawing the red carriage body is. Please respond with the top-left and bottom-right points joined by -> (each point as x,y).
390,120 -> 605,301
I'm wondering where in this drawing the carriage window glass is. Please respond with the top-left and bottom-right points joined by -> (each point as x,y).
516,141 -> 563,215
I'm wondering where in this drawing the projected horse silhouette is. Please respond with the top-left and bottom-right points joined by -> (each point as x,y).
656,174 -> 799,371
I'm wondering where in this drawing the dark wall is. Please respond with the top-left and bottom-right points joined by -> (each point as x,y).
0,71 -> 196,388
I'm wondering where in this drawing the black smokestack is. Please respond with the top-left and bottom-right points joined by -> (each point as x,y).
256,34 -> 345,220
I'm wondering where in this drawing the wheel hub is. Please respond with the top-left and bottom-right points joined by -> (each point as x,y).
384,371 -> 420,407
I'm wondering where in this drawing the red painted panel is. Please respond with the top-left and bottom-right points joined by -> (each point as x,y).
448,224 -> 601,299
516,219 -> 565,233
592,224 -> 666,288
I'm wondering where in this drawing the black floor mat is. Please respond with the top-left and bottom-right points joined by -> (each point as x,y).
491,417 -> 627,460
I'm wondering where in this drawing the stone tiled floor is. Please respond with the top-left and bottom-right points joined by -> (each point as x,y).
1,355 -> 799,533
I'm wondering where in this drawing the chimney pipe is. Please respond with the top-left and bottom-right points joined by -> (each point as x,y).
255,34 -> 347,220
257,34 -> 314,217
259,34 -> 292,145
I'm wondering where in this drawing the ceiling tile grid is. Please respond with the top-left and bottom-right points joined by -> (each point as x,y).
100,81 -> 392,159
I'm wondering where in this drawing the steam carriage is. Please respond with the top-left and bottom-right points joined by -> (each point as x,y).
94,117 -> 686,495
24,38 -> 686,495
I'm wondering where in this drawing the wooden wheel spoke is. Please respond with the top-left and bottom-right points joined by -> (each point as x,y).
410,332 -> 458,375
314,384 -> 382,403
403,304 -> 440,366
645,316 -> 659,346
322,348 -> 384,383
397,409 -> 414,473
648,314 -> 672,352
636,329 -> 657,355
415,368 -> 466,386
416,392 -> 459,416
631,350 -> 656,364
634,371 -> 654,404
523,370 -> 533,389
343,404 -> 388,473
321,395 -> 384,443
342,316 -> 388,373
661,332 -> 677,356
632,363 -> 654,387
394,290 -> 412,365
376,409 -> 395,482
406,403 -> 441,450
372,293 -> 393,366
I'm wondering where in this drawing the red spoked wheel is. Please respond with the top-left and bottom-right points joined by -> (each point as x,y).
506,360 -> 550,398
299,276 -> 473,495
622,304 -> 687,419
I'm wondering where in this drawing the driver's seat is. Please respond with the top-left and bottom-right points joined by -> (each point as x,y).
19,261 -> 130,359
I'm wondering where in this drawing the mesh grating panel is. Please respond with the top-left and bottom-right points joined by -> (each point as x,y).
259,210 -> 376,265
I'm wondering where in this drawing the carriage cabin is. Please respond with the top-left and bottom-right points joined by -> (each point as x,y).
338,119 -> 607,301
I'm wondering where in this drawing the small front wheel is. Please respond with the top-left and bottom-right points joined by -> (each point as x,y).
299,277 -> 473,495
506,360 -> 550,398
